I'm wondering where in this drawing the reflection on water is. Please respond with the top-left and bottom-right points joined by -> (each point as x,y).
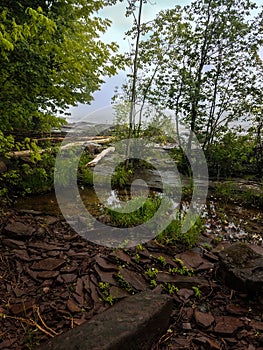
14,187 -> 158,217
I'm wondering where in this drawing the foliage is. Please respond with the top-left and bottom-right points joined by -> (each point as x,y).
0,1 -> 121,132
205,131 -> 254,178
0,147 -> 56,198
214,180 -> 263,208
111,164 -> 133,188
0,131 -> 14,156
107,195 -> 161,227
157,212 -> 204,248
118,0 -> 262,150
107,193 -> 203,247
77,153 -> 94,186
192,286 -> 202,298
162,283 -> 178,295
98,282 -> 115,305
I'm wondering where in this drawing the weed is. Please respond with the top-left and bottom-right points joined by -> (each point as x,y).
99,282 -> 115,306
115,271 -> 134,294
162,283 -> 179,295
157,212 -> 204,248
135,253 -> 140,263
192,286 -> 202,298
157,256 -> 167,267
145,267 -> 158,279
169,258 -> 194,276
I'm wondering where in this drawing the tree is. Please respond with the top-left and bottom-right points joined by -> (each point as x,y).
126,0 -> 262,150
0,1 -> 121,132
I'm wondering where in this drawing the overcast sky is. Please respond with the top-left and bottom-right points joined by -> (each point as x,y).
68,0 -> 262,123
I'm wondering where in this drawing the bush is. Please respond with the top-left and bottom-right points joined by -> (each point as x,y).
205,132 -> 254,178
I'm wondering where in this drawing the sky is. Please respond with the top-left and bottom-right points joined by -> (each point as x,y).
68,0 -> 262,123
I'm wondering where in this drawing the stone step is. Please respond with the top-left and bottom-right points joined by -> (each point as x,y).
36,291 -> 173,350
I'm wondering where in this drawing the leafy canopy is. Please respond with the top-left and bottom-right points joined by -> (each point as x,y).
0,0 -> 121,132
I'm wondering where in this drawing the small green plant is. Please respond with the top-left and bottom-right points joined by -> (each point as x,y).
145,267 -> 159,289
145,267 -> 159,279
157,256 -> 167,267
107,195 -> 161,228
162,283 -> 179,295
135,253 -> 141,263
192,286 -> 202,298
169,258 -> 194,276
150,279 -> 158,288
136,244 -> 144,251
157,212 -> 204,248
99,282 -> 115,306
202,243 -> 212,251
115,271 -> 134,293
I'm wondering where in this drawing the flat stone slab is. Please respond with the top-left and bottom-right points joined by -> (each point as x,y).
218,243 -> 263,295
37,291 -> 173,350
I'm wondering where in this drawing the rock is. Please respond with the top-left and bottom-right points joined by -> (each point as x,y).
214,316 -> 243,335
67,299 -> 82,313
250,320 -> 263,331
117,268 -> 148,291
194,309 -> 215,328
36,291 -> 173,350
85,142 -> 102,154
217,243 -> 263,295
0,160 -> 7,173
226,303 -> 248,315
182,322 -> 192,330
9,300 -> 35,315
37,271 -> 60,279
61,273 -> 77,284
2,239 -> 25,249
156,273 -> 210,289
177,288 -> 194,301
4,222 -> 34,239
194,336 -> 221,350
31,258 -> 65,271
95,255 -> 119,272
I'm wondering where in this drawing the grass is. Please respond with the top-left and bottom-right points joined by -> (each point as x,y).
107,194 -> 204,248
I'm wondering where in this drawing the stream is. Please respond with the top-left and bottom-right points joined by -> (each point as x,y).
14,184 -> 263,246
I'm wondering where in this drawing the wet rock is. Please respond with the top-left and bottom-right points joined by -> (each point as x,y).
157,273 -> 210,289
37,271 -> 60,279
67,299 -> 82,313
250,320 -> 263,331
177,251 -> 205,269
12,249 -> 31,261
9,300 -> 35,315
194,309 -> 215,328
4,222 -> 34,239
61,273 -> 77,284
194,336 -> 221,350
109,286 -> 130,299
95,255 -> 119,272
117,268 -> 148,291
218,243 -> 263,295
226,303 -> 249,315
2,238 -> 25,249
37,292 -> 173,350
177,288 -> 194,301
31,258 -> 65,271
214,316 -> 243,335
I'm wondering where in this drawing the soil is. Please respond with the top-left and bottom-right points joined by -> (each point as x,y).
0,208 -> 263,350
